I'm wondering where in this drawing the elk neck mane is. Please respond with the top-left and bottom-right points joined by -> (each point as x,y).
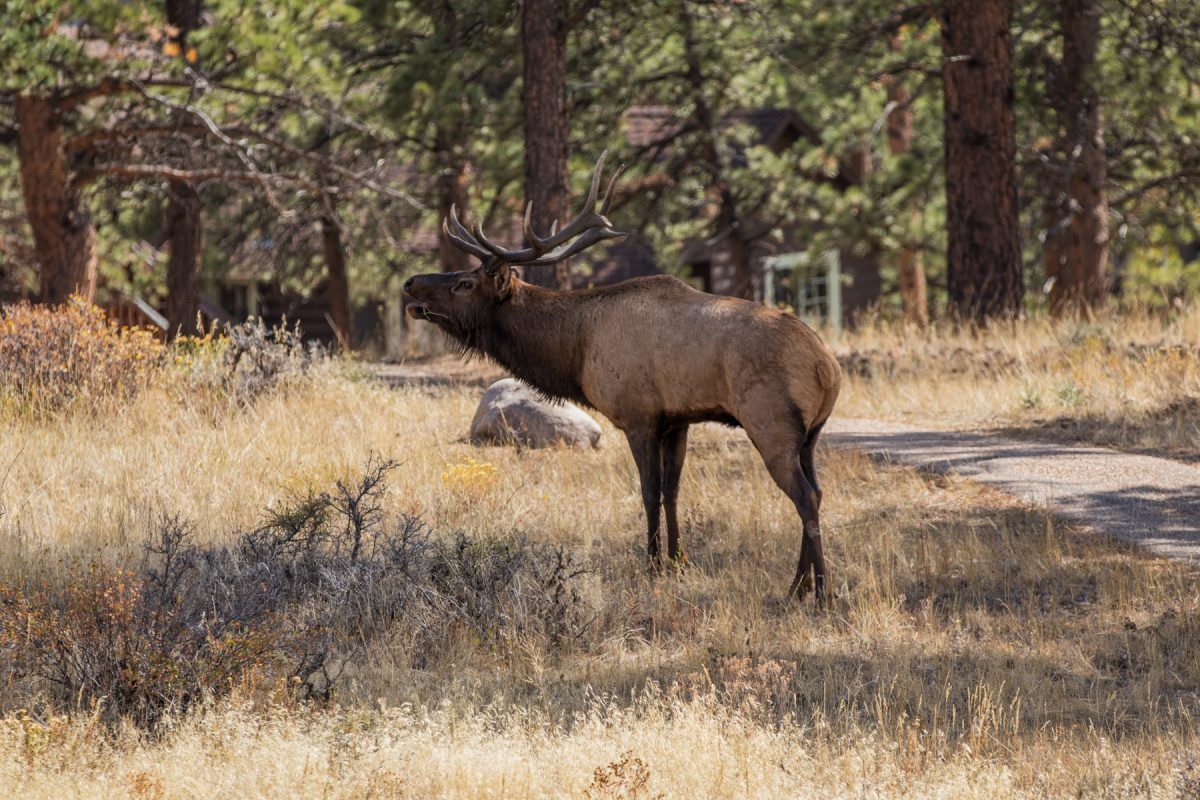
456,281 -> 591,407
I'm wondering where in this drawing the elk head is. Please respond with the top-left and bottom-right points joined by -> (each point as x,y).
403,151 -> 627,342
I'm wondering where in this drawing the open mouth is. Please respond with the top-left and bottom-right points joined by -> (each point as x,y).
406,303 -> 429,320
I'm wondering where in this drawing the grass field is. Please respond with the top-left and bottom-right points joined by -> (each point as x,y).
833,307 -> 1200,461
2,315 -> 1199,797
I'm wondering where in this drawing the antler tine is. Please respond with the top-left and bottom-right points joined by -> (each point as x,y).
526,150 -> 616,252
600,162 -> 626,217
522,202 -> 547,255
473,219 -> 526,261
440,152 -> 626,269
582,149 -> 608,214
523,226 -> 628,267
443,205 -> 491,261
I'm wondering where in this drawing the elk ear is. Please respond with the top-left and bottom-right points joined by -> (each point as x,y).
491,262 -> 515,301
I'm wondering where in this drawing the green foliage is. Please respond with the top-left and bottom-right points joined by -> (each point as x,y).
2,0 -> 1200,315
0,1 -> 158,88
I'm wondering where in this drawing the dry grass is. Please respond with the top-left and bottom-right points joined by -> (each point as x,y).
834,306 -> 1200,459
2,312 -> 1200,796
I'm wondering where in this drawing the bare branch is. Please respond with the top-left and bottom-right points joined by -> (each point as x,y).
1112,170 -> 1200,208
73,164 -> 320,194
58,76 -> 192,111
66,124 -> 211,153
129,79 -> 288,212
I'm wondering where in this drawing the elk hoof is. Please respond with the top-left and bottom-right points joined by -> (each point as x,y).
786,573 -> 814,601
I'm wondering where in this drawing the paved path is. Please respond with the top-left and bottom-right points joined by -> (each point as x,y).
824,418 -> 1200,562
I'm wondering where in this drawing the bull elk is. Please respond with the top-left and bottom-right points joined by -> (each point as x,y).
403,153 -> 841,602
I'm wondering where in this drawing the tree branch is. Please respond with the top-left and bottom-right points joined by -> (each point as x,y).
1112,170 -> 1200,208
66,124 -> 212,153
72,164 -> 320,193
563,0 -> 602,35
57,76 -> 192,111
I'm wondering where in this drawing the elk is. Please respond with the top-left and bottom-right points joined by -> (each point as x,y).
403,153 -> 841,602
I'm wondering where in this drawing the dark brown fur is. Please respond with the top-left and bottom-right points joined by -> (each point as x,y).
404,265 -> 841,603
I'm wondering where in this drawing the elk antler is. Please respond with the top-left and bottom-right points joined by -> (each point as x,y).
442,150 -> 628,273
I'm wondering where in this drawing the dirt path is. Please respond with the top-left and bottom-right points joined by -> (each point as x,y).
824,418 -> 1200,562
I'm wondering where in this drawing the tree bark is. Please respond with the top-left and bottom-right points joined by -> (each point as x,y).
885,35 -> 929,327
16,95 -> 99,304
941,0 -> 1022,321
161,0 -> 206,337
435,128 -> 472,273
321,210 -> 354,350
165,181 -> 203,335
521,0 -> 572,290
1048,0 -> 1108,315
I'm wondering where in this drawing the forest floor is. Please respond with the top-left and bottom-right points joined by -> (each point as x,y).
3,311 -> 1200,797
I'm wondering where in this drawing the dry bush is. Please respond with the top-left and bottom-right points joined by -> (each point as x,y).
219,318 -> 324,402
585,751 -> 663,800
0,457 -> 593,728
0,297 -> 162,416
171,317 -> 325,406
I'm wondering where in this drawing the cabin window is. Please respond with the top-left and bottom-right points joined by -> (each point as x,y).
761,250 -> 842,330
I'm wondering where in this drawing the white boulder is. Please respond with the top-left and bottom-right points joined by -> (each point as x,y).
469,378 -> 602,449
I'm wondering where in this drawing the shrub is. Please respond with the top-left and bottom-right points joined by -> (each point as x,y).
0,457 -> 593,729
0,297 -> 162,416
218,317 -> 324,403
168,317 -> 326,407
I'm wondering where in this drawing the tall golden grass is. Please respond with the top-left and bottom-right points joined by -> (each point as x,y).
833,306 -> 1200,457
1,307 -> 1198,796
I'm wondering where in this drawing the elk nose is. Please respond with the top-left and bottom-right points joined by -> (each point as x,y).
403,276 -> 415,293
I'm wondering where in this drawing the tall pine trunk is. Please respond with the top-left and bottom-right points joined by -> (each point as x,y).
435,130 -> 472,273
521,0 -> 572,290
1049,0 -> 1108,315
941,0 -> 1022,321
165,181 -> 202,335
17,95 -> 98,304
164,0 -> 205,336
321,209 -> 354,350
885,36 -> 929,327
163,184 -> 203,335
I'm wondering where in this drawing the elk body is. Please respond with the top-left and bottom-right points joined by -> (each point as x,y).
403,153 -> 841,602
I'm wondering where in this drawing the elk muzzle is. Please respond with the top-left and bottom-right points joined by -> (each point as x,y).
402,273 -> 453,320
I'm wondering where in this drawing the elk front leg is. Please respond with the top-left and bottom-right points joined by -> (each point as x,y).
661,425 -> 689,564
626,430 -> 664,568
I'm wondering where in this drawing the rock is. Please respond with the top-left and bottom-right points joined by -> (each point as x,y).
469,378 -> 602,449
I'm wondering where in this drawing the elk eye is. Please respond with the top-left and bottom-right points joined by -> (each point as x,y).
453,280 -> 475,292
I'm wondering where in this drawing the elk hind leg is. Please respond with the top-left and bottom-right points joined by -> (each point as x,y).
796,426 -> 827,600
748,421 -> 826,605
